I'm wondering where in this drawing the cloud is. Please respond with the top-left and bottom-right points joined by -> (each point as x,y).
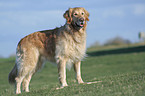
98,3 -> 145,19
0,1 -> 23,10
0,10 -> 65,34
133,4 -> 145,15
102,9 -> 125,18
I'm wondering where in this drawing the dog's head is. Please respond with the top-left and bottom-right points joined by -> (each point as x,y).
63,7 -> 89,30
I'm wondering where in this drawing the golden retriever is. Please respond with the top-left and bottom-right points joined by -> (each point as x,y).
8,7 -> 89,94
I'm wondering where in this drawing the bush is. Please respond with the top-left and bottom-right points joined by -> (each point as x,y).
104,36 -> 131,46
90,41 -> 101,48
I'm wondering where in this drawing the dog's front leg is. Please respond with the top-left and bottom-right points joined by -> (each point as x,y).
74,61 -> 84,84
57,59 -> 68,87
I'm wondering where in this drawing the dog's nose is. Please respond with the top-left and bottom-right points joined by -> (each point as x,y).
79,18 -> 84,22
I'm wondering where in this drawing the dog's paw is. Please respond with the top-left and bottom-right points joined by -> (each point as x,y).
56,84 -> 68,90
78,80 -> 84,84
56,85 -> 68,90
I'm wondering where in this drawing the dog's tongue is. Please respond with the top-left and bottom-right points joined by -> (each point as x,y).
80,23 -> 84,27
76,22 -> 84,27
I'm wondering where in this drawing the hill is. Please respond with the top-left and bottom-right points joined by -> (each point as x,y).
0,44 -> 145,96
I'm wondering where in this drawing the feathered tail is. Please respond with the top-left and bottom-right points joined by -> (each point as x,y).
8,64 -> 17,84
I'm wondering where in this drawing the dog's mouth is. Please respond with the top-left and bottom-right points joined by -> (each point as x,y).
72,17 -> 85,29
75,21 -> 84,28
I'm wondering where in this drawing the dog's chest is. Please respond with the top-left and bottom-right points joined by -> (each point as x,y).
55,32 -> 86,62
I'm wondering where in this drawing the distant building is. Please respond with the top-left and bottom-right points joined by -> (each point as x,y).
139,32 -> 145,42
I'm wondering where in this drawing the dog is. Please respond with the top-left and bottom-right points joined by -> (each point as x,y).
8,7 -> 89,94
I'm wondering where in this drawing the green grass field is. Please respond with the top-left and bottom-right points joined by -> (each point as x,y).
0,44 -> 145,96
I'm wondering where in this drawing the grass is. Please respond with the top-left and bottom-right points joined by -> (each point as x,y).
0,44 -> 145,96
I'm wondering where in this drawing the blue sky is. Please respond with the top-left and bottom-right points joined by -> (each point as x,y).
0,0 -> 145,57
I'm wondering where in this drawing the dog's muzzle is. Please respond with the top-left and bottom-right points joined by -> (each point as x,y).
76,18 -> 85,28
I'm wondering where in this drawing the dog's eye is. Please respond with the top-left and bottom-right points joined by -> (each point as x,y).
74,13 -> 78,16
82,12 -> 84,15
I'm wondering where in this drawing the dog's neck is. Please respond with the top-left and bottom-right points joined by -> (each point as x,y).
64,23 -> 87,35
63,23 -> 86,44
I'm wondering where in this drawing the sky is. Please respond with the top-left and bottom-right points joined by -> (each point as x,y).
0,0 -> 145,57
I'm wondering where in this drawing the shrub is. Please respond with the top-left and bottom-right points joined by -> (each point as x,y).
104,36 -> 131,46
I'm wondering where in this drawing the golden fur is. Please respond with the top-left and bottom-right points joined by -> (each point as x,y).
8,7 -> 89,94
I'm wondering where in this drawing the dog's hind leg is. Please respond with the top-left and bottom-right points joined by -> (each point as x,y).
15,76 -> 25,94
22,73 -> 33,92
22,56 -> 45,92
15,65 -> 35,94
15,47 -> 39,94
15,68 -> 34,94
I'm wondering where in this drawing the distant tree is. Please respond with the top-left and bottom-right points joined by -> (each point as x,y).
90,41 -> 101,47
104,36 -> 131,46
0,55 -> 4,58
9,53 -> 16,58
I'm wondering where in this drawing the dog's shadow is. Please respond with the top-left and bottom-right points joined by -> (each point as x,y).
85,81 -> 102,84
56,81 -> 102,90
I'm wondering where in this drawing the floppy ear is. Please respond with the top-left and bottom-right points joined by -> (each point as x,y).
83,8 -> 90,21
63,8 -> 73,24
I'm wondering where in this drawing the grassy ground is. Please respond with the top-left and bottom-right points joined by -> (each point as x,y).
0,44 -> 145,96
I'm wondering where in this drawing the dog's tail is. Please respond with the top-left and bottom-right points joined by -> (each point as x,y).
8,64 -> 17,84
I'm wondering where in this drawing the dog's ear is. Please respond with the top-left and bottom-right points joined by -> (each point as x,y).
63,8 -> 73,24
83,8 -> 90,21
